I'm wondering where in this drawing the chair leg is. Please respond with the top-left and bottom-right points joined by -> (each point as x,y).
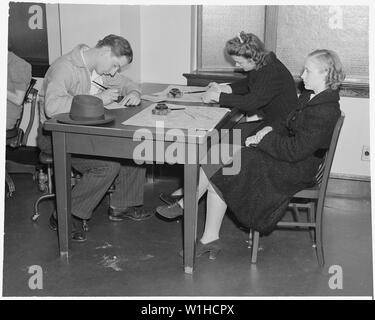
250,230 -> 260,264
315,202 -> 325,267
31,193 -> 56,221
47,165 -> 53,193
5,171 -> 16,197
290,203 -> 300,222
307,202 -> 316,245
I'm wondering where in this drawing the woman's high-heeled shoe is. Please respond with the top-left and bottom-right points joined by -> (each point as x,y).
180,239 -> 222,260
196,239 -> 221,260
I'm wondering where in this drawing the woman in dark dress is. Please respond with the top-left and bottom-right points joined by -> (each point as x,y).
158,31 -> 298,207
159,49 -> 345,260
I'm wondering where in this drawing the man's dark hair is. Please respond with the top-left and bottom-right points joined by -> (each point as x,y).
96,34 -> 133,63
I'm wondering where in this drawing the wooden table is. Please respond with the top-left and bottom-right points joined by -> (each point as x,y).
44,83 -> 243,274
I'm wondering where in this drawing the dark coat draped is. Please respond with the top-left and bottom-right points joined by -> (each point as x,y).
210,89 -> 341,235
219,51 -> 298,124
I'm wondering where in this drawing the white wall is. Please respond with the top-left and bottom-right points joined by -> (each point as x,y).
331,97 -> 370,178
59,4 -> 121,54
120,5 -> 141,83
140,5 -> 192,85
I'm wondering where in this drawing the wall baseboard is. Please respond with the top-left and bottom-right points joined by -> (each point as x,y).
330,173 -> 371,182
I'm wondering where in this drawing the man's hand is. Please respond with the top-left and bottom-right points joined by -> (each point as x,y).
245,126 -> 273,146
95,89 -> 119,105
121,91 -> 141,106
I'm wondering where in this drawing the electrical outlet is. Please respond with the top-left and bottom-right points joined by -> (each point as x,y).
361,146 -> 370,161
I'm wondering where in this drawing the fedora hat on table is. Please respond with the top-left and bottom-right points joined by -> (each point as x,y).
55,94 -> 115,125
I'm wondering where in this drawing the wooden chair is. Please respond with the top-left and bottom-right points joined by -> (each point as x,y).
249,113 -> 345,267
5,79 -> 38,197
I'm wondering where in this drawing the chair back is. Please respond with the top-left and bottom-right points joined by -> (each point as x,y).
16,78 -> 37,130
317,112 -> 345,200
21,87 -> 38,146
6,78 -> 38,146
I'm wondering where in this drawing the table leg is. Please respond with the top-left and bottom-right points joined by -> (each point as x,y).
52,132 -> 72,258
183,163 -> 199,274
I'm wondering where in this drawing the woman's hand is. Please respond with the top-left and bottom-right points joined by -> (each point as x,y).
207,82 -> 221,91
202,90 -> 220,103
245,126 -> 273,146
207,82 -> 232,94
121,91 -> 141,106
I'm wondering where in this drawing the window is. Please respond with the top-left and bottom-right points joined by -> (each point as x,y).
197,5 -> 369,84
198,5 -> 265,70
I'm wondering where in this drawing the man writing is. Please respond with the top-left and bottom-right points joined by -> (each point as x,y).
38,34 -> 153,242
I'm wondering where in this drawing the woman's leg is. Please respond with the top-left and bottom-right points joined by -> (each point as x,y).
199,181 -> 227,244
171,188 -> 183,196
178,167 -> 210,209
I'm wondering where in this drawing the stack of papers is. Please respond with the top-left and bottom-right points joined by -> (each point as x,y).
104,102 -> 128,110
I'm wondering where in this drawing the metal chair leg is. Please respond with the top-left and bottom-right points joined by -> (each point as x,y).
31,193 -> 56,221
5,171 -> 16,198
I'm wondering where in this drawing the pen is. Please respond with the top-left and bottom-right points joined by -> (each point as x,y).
183,90 -> 206,94
92,81 -> 108,91
169,108 -> 186,110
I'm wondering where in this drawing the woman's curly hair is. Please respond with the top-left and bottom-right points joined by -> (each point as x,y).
308,49 -> 346,90
225,31 -> 269,70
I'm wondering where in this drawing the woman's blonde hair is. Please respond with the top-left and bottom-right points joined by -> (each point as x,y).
308,49 -> 346,90
225,31 -> 269,70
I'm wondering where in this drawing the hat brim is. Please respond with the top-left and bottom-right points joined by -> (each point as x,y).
55,113 -> 115,125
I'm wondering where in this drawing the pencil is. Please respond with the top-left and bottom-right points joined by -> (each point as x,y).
183,90 -> 206,94
92,81 -> 108,91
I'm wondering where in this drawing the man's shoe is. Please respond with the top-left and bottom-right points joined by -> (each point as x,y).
71,230 -> 86,242
49,212 -> 87,242
156,202 -> 183,219
108,206 -> 154,222
159,192 -> 183,206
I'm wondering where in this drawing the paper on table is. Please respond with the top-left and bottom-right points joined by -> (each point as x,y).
105,102 -> 128,110
122,103 -> 230,134
142,85 -> 207,103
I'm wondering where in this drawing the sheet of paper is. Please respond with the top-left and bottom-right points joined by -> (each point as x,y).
141,85 -> 207,103
122,103 -> 230,134
104,102 -> 128,110
140,94 -> 166,103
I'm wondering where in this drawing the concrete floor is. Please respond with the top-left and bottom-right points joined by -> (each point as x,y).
3,169 -> 373,297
